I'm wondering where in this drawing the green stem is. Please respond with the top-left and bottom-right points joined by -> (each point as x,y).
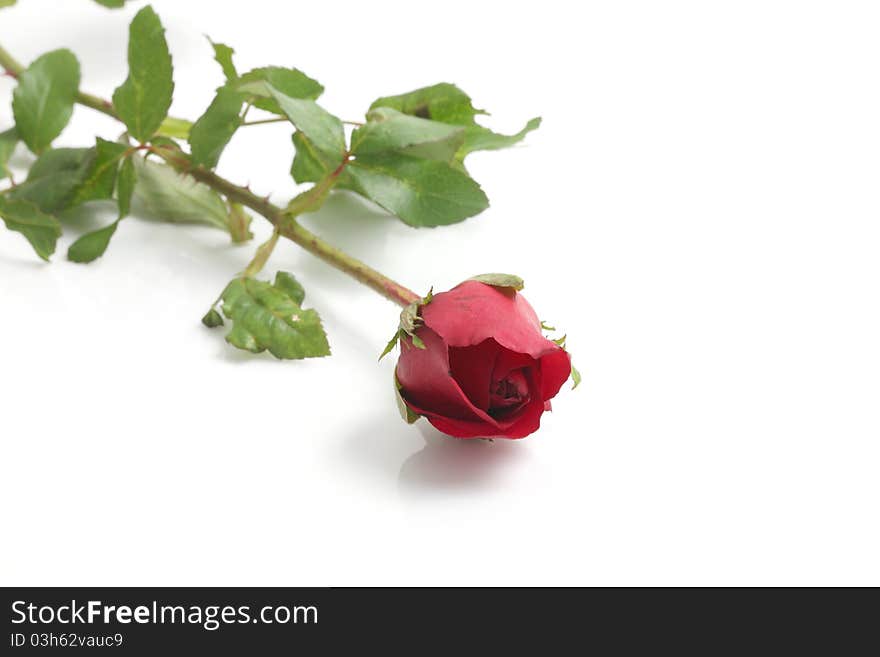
155,147 -> 418,306
241,117 -> 287,126
242,229 -> 279,278
0,42 -> 419,307
241,117 -> 364,128
0,43 -> 24,79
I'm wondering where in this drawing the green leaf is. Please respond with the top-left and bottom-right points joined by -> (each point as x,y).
0,128 -> 18,179
571,364 -> 581,389
460,117 -> 541,158
93,0 -> 126,7
268,87 -> 345,162
131,156 -> 232,234
346,154 -> 488,227
273,271 -> 305,306
219,276 -> 330,359
70,138 -> 127,205
469,273 -> 525,291
15,139 -> 127,218
0,1 -> 17,9
235,67 -> 323,114
201,308 -> 224,328
189,87 -> 246,169
147,135 -> 183,152
0,196 -> 61,260
370,83 -> 484,126
112,5 -> 174,141
12,49 -> 80,154
351,107 -> 465,162
67,220 -> 118,263
8,147 -> 93,212
209,39 -> 238,82
290,131 -> 346,184
116,155 -> 136,219
370,83 -> 539,162
156,117 -> 192,139
394,370 -> 421,424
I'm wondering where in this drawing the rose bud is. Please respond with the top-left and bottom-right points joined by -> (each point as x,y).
390,274 -> 573,439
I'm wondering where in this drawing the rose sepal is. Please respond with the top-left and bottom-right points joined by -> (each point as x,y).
378,287 -> 433,359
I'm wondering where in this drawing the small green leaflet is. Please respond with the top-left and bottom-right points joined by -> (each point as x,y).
0,0 -> 17,8
379,289 -> 432,359
132,156 -> 235,235
347,154 -> 488,227
379,331 -> 402,360
201,308 -> 224,328
370,83 -> 540,162
12,49 -> 80,154
92,0 -> 126,7
571,364 -> 582,389
268,87 -> 346,162
209,39 -> 238,82
67,221 -> 119,263
66,149 -> 137,263
469,273 -> 525,292
156,117 -> 192,140
8,147 -> 93,212
350,107 -> 465,162
112,6 -> 174,141
0,128 -> 17,179
116,155 -> 136,219
0,196 -> 61,261
394,370 -> 420,424
70,138 -> 127,206
219,273 -> 330,359
147,135 -> 183,152
235,67 -> 323,114
273,271 -> 305,306
189,87 -> 247,169
539,317 -> 581,390
370,83 -> 484,125
290,131 -> 347,184
12,141 -> 130,221
461,117 -> 541,158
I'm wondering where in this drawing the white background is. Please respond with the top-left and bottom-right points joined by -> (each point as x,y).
1,0 -> 878,586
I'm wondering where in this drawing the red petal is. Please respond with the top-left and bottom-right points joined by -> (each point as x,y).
493,348 -> 535,381
396,326 -> 499,426
422,281 -> 552,358
539,348 -> 572,401
498,396 -> 546,438
447,339 -> 501,411
403,365 -> 547,440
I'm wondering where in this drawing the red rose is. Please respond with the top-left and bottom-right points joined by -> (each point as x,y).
395,277 -> 572,439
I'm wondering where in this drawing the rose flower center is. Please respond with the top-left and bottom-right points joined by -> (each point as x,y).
447,340 -> 536,420
490,369 -> 529,408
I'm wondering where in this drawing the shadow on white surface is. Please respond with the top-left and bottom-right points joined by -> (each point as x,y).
300,191 -> 397,247
338,412 -> 528,494
0,250 -> 49,268
398,424 -> 527,495
296,192 -> 399,279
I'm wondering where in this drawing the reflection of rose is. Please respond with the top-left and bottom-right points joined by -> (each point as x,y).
396,280 -> 571,439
